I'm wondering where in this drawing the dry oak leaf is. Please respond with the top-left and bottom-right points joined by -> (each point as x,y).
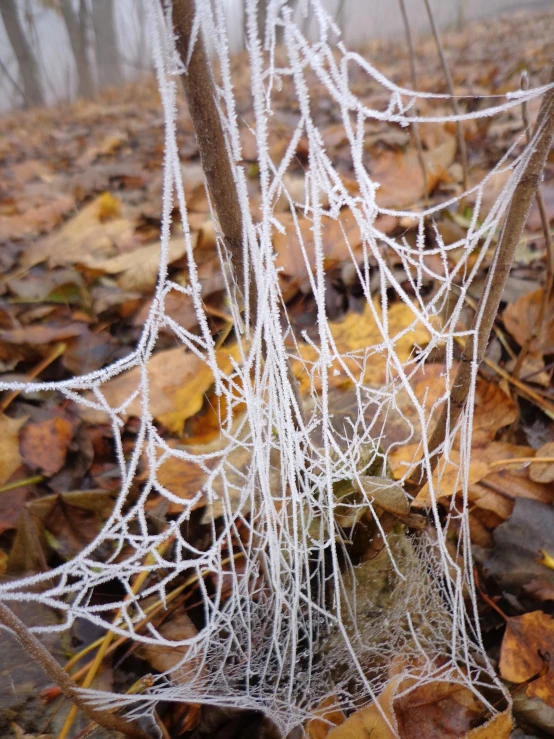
0,415 -> 27,486
371,135 -> 456,209
273,210 -> 363,284
462,710 -> 512,738
22,194 -> 138,269
20,417 -> 74,478
0,194 -> 75,242
326,676 -> 495,739
503,287 -> 554,355
85,234 -> 191,293
530,442 -> 554,484
500,610 -> 554,707
79,343 -> 241,435
306,696 -> 347,739
136,611 -> 200,685
292,300 -> 430,393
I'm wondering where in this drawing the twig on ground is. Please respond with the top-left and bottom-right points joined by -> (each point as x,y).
0,602 -> 150,739
419,72 -> 554,491
0,342 -> 66,413
423,0 -> 469,194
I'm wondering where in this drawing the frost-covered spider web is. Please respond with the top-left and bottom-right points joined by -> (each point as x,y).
1,1 -> 552,735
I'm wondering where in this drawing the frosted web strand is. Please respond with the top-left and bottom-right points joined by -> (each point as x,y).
0,0 -> 550,734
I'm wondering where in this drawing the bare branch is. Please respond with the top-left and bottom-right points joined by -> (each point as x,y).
511,72 -> 554,380
420,71 -> 554,490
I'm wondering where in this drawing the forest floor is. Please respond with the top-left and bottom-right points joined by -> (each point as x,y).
1,4 -> 554,738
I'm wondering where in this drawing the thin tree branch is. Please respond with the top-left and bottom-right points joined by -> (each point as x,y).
423,0 -> 468,194
169,0 -> 255,326
420,71 -> 554,491
167,0 -> 305,424
398,0 -> 429,203
0,602 -> 150,739
511,72 -> 554,380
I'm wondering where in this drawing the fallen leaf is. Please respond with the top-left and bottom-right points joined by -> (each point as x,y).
20,417 -> 74,477
0,415 -> 27,486
44,495 -> 107,561
500,610 -> 554,707
79,343 -> 241,434
394,680 -> 485,739
96,191 -> 122,221
529,442 -> 554,484
0,194 -> 75,241
292,300 -> 430,393
273,210 -> 363,286
22,194 -> 138,269
371,136 -> 456,209
7,490 -> 116,574
462,709 -> 512,738
327,676 -> 488,739
503,288 -> 554,355
326,677 -> 398,739
484,499 -> 554,594
306,696 -> 347,738
136,611 -> 199,684
408,450 -> 490,508
85,234 -> 192,293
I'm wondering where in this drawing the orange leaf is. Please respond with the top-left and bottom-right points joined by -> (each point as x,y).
500,611 -> 554,707
20,417 -> 73,477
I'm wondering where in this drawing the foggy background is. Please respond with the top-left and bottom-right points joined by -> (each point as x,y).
0,0 -> 549,113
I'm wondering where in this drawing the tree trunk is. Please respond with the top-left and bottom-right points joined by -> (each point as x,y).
91,0 -> 123,90
0,0 -> 44,107
59,0 -> 95,99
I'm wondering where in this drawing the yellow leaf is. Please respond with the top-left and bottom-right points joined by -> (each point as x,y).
539,549 -> 554,571
292,300 -> 430,393
326,679 -> 399,739
0,415 -> 27,486
80,343 -> 241,434
96,191 -> 121,222
462,710 -> 512,738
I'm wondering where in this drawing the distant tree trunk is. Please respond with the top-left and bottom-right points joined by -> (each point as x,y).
0,0 -> 44,107
91,0 -> 123,90
59,0 -> 95,99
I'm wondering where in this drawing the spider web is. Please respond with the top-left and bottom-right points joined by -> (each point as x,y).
0,1 -> 550,735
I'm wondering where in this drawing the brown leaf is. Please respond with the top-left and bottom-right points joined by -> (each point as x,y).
500,611 -> 554,707
137,611 -> 199,684
394,681 -> 484,739
87,235 -> 192,293
327,676 -> 487,739
306,696 -> 347,738
326,677 -> 398,739
530,442 -> 554,484
0,322 -> 86,348
44,495 -> 107,561
503,288 -> 554,355
20,417 -> 73,477
22,194 -> 138,269
79,344 -> 241,435
0,415 -> 27,486
0,194 -> 75,241
273,210 -> 363,286
371,136 -> 456,209
462,710 -> 512,738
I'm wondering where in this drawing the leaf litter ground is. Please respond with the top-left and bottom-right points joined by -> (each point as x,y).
1,6 -> 554,738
